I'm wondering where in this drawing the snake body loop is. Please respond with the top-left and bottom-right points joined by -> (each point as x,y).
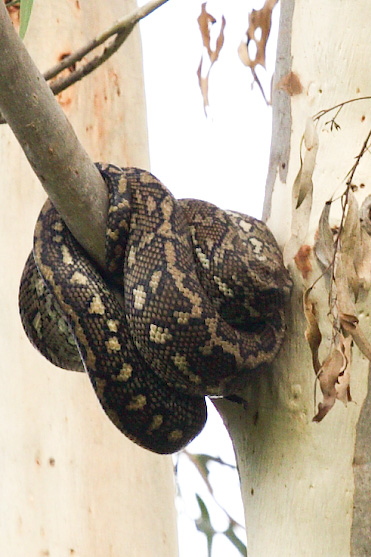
19,163 -> 292,454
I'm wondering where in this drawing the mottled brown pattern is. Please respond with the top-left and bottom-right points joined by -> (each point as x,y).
19,164 -> 292,454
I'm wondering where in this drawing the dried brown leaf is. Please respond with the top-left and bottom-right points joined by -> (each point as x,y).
342,190 -> 360,252
340,312 -> 371,362
291,164 -> 304,208
313,347 -> 345,422
197,3 -> 216,55
197,59 -> 209,111
295,119 -> 319,208
356,196 -> 371,289
304,288 -> 322,373
339,312 -> 358,329
315,201 -> 334,268
197,5 -> 226,113
334,253 -> 357,316
238,0 -> 278,101
336,335 -> 352,405
341,190 -> 361,296
360,194 -> 371,235
335,254 -> 371,361
283,120 -> 318,266
238,0 -> 278,70
355,226 -> 371,290
212,15 -> 225,64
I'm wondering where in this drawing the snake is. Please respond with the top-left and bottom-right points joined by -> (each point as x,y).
19,163 -> 292,454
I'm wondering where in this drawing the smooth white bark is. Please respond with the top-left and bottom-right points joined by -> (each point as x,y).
0,1 -> 178,555
217,1 -> 371,555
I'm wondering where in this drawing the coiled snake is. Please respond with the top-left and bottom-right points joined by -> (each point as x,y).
19,164 -> 292,454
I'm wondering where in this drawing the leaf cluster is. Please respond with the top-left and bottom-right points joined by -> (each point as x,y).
285,101 -> 371,421
196,0 -> 278,112
309,186 -> 371,420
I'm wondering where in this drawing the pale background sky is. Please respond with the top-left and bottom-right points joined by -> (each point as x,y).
138,1 -> 279,555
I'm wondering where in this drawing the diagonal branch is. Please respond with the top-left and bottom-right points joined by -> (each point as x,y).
49,29 -> 133,96
44,0 -> 169,82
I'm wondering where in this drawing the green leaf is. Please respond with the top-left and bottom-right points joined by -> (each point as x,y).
195,494 -> 215,557
19,0 -> 34,39
224,522 -> 247,556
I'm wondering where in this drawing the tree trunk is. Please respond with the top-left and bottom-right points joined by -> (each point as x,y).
216,1 -> 371,555
0,1 -> 178,555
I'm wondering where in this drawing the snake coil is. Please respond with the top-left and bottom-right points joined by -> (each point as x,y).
19,164 -> 292,454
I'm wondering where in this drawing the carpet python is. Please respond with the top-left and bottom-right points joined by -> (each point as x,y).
19,163 -> 292,454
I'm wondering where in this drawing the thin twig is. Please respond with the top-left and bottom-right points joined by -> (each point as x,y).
0,0 -> 170,124
344,127 -> 371,186
50,28 -> 133,95
44,0 -> 169,82
313,96 -> 371,122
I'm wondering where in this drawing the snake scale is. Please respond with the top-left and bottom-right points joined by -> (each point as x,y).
19,163 -> 292,454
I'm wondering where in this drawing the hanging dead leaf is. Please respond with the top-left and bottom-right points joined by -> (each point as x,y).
197,4 -> 226,113
212,16 -> 225,64
313,347 -> 345,422
238,0 -> 278,101
291,163 -> 303,207
335,253 -> 371,362
359,194 -> 371,235
197,60 -> 209,110
198,3 -> 216,54
334,253 -> 356,315
336,335 -> 352,405
315,201 -> 334,268
340,189 -> 361,297
295,118 -> 319,209
353,195 -> 371,290
340,312 -> 371,362
283,120 -> 319,266
238,0 -> 278,70
303,288 -> 322,373
342,190 -> 360,250
355,225 -> 371,290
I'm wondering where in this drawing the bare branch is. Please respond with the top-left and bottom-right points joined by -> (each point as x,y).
313,96 -> 371,123
345,127 -> 371,187
50,30 -> 132,96
0,0 -> 170,123
45,0 -> 170,93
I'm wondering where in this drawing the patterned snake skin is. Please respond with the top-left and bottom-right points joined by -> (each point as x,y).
19,163 -> 292,454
